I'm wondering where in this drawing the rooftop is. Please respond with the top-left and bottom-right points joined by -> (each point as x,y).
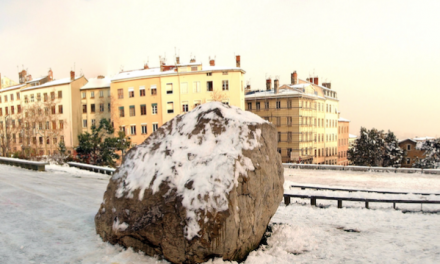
80,77 -> 111,90
338,117 -> 350,122
21,76 -> 82,92
0,83 -> 27,93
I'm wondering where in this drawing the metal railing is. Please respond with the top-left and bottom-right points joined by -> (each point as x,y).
0,157 -> 48,171
67,162 -> 116,175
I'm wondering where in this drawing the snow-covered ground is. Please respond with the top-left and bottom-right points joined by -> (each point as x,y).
1,164 -> 440,263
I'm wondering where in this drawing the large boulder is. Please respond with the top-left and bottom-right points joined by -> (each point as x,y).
95,102 -> 284,263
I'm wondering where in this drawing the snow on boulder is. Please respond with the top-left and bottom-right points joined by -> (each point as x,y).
95,102 -> 284,263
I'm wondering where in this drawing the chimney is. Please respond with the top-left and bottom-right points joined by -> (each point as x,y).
70,71 -> 75,81
322,82 -> 332,89
291,71 -> 298,85
48,69 -> 53,81
266,78 -> 271,91
176,56 -> 180,64
97,75 -> 105,79
274,79 -> 279,94
236,55 -> 241,68
26,75 -> 32,82
190,57 -> 196,63
144,63 -> 149,69
19,69 -> 27,84
209,58 -> 215,66
314,77 -> 319,85
160,61 -> 165,72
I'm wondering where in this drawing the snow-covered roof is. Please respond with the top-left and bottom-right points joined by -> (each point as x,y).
398,138 -> 416,144
27,76 -> 47,83
80,77 -> 110,90
245,87 -> 324,100
0,83 -> 26,92
176,62 -> 202,66
21,77 -> 82,92
414,137 -> 434,141
112,65 -> 245,82
338,117 -> 350,122
349,134 -> 357,138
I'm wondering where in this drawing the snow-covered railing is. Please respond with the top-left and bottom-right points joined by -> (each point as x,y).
0,157 -> 48,171
283,193 -> 440,210
67,162 -> 116,175
289,184 -> 440,196
283,163 -> 440,174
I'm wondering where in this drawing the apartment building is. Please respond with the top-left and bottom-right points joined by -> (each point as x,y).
398,137 -> 434,168
245,71 -> 340,164
0,74 -> 18,89
111,55 -> 246,146
80,76 -> 111,132
337,117 -> 350,166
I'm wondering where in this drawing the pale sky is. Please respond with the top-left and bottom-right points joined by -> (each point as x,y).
1,0 -> 439,139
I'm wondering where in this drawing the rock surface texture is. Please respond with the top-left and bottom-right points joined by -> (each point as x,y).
95,102 -> 284,263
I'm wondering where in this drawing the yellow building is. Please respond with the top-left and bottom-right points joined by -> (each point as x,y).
245,71 -> 340,164
0,75 -> 18,89
111,56 -> 245,146
19,71 -> 88,155
80,76 -> 111,132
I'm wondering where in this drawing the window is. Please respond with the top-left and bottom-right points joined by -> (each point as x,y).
206,72 -> 212,76
99,90 -> 104,98
141,124 -> 147,134
118,89 -> 123,99
82,105 -> 87,113
152,103 -> 157,115
181,82 -> 188,94
276,101 -> 281,109
191,66 -> 197,71
407,144 -> 411,151
287,132 -> 292,142
83,120 -> 87,128
30,94 -> 34,102
44,93 -> 48,102
194,100 -> 201,107
16,92 -> 20,100
265,101 -> 269,109
256,102 -> 260,110
140,104 -> 146,115
10,94 -> 14,101
90,91 -> 95,98
52,121 -> 56,130
153,123 -> 158,132
120,126 -> 126,135
276,117 -> 281,126
59,120 -> 64,129
222,71 -> 228,75
166,83 -> 173,94
222,80 -> 229,91
193,82 -> 201,93
46,121 -> 50,129
130,125 -> 136,135
5,107 -> 8,115
247,102 -> 252,110
182,102 -> 189,112
119,107 -> 125,117
278,132 -> 281,142
58,91 -> 62,99
167,102 -> 174,114
82,92 -> 86,99
51,92 -> 55,101
91,119 -> 96,127
11,106 -> 14,115
287,117 -> 292,126
207,81 -> 213,92
287,100 -> 292,109
53,137 -> 57,144
39,137 -> 43,145
4,95 -> 7,102
0,108 -> 2,116
17,105 -> 21,113
129,105 -> 135,116
99,103 -> 104,112
51,106 -> 56,114
128,88 -> 134,98
108,103 -> 111,112
406,158 -> 411,165
90,104 -> 95,113
139,86 -> 145,97
151,85 -> 157,95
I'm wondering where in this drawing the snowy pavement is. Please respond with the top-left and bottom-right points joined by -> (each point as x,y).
0,164 -> 440,263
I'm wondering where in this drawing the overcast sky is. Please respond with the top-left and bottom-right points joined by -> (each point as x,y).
1,0 -> 439,139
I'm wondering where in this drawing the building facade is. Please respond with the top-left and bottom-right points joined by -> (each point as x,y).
337,117 -> 350,166
110,56 -> 246,146
245,71 -> 340,164
80,76 -> 111,132
398,137 -> 433,168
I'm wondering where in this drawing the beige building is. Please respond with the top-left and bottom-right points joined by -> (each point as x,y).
0,75 -> 18,89
80,76 -> 111,132
111,56 -> 246,146
337,117 -> 350,166
245,71 -> 340,164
